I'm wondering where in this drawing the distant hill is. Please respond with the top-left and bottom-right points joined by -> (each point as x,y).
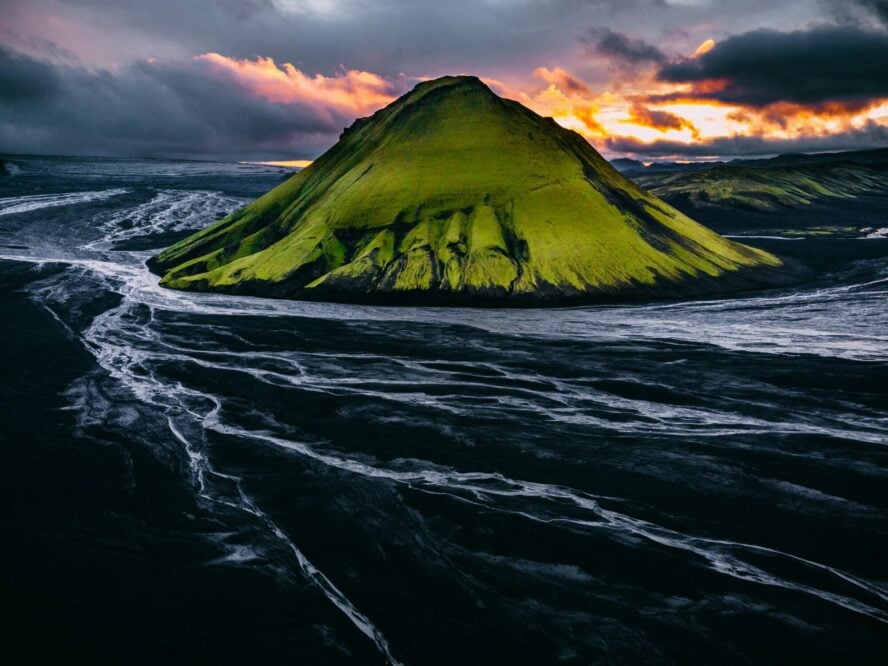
734,148 -> 888,169
610,159 -> 720,178
637,162 -> 888,211
608,157 -> 646,175
149,76 -> 791,305
613,148 -> 888,212
611,148 -> 888,178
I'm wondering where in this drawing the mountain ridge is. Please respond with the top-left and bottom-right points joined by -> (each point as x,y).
638,162 -> 888,211
611,147 -> 888,178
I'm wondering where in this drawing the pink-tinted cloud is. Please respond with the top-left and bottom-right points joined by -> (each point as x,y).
532,67 -> 593,97
626,104 -> 700,138
196,53 -> 402,117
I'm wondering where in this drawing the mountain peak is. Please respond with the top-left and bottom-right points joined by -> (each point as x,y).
417,74 -> 486,88
148,76 -> 791,305
393,75 -> 499,115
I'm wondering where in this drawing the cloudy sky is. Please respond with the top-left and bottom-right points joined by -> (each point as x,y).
1,0 -> 886,161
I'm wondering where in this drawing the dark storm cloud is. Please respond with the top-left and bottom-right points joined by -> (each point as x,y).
824,0 -> 888,26
2,0 -> 576,77
0,47 -> 59,104
214,0 -> 279,21
582,28 -> 666,65
853,0 -> 888,22
657,25 -> 888,107
4,0 -> 781,81
0,47 -> 362,160
1,0 -> 884,160
862,0 -> 888,22
604,121 -> 888,158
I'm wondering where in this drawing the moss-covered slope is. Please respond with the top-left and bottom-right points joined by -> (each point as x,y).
148,76 -> 790,305
637,162 -> 888,212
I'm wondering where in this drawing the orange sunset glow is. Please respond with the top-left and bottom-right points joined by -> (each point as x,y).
693,39 -> 717,57
196,53 -> 398,117
192,51 -> 888,160
516,76 -> 887,155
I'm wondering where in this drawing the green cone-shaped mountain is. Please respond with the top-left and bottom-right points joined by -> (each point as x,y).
148,75 -> 790,305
